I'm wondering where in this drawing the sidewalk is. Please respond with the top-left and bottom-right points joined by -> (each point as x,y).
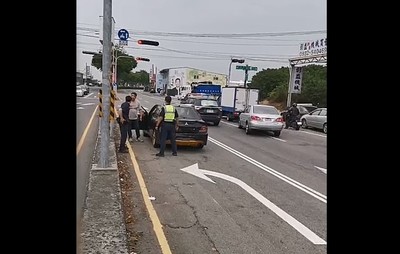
79,126 -> 128,254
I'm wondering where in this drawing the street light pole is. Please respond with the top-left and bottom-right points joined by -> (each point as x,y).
98,0 -> 112,168
228,58 -> 245,86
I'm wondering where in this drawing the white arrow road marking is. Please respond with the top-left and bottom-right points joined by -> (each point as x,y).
181,163 -> 326,245
81,103 -> 95,106
208,137 -> 327,203
314,166 -> 327,174
77,107 -> 84,110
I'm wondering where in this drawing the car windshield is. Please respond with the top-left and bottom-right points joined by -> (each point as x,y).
176,107 -> 202,119
200,100 -> 218,106
253,106 -> 279,115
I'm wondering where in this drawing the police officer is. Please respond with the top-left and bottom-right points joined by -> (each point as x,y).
155,96 -> 179,157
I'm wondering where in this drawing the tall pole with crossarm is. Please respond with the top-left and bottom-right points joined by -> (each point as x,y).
98,0 -> 112,168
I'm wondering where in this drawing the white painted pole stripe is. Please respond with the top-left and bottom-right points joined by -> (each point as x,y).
203,169 -> 326,245
314,166 -> 327,174
208,137 -> 327,203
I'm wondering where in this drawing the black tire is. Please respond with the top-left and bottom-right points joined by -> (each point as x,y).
227,114 -> 232,121
214,121 -> 220,126
301,119 -> 308,128
238,120 -> 242,129
323,123 -> 327,134
198,144 -> 204,149
273,131 -> 281,137
295,125 -> 300,130
152,130 -> 160,148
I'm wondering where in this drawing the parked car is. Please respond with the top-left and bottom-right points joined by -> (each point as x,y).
180,97 -> 222,126
300,108 -> 327,134
238,105 -> 284,137
76,86 -> 84,97
140,104 -> 208,149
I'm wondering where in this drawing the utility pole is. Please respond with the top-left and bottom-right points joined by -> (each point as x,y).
99,0 -> 112,168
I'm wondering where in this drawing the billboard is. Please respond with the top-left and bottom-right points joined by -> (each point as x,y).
299,38 -> 327,57
290,67 -> 303,94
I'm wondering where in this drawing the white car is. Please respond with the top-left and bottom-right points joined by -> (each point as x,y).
300,108 -> 327,134
238,105 -> 284,137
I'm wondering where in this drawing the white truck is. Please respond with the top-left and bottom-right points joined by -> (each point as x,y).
220,87 -> 259,121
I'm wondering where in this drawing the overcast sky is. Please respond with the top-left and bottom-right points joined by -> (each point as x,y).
77,0 -> 326,82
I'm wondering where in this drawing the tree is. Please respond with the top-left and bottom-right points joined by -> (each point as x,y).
250,67 -> 290,101
91,48 -> 137,83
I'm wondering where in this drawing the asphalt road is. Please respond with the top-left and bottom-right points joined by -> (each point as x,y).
76,88 -> 100,222
117,90 -> 327,254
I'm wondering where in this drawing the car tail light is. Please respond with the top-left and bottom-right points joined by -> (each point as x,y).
251,115 -> 261,121
275,117 -> 284,122
234,112 -> 239,116
199,125 -> 208,133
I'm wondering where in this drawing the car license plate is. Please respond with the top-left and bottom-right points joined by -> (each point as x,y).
263,118 -> 271,121
206,109 -> 214,113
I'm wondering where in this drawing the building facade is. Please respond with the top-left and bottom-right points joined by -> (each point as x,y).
158,67 -> 227,97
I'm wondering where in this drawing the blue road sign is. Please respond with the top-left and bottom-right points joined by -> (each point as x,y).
118,29 -> 129,41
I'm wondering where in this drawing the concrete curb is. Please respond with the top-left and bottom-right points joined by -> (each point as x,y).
80,125 -> 128,254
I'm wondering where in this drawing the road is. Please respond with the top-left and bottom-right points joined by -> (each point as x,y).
76,88 -> 100,222
118,90 -> 327,254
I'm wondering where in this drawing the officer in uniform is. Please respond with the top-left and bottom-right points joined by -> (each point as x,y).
155,95 -> 179,157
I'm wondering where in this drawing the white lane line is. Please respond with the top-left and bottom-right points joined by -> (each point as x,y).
208,137 -> 327,203
77,107 -> 84,110
77,102 -> 82,105
220,121 -> 287,142
220,121 -> 237,127
300,130 -> 326,138
272,137 -> 287,142
314,166 -> 327,174
84,92 -> 94,98
144,100 -> 149,103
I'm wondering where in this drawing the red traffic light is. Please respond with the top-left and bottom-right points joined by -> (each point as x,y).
135,57 -> 150,62
137,40 -> 159,46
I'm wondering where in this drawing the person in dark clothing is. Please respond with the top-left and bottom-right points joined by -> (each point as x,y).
285,103 -> 300,129
117,96 -> 132,153
155,96 -> 179,157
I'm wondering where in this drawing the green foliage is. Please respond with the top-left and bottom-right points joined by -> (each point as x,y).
119,70 -> 149,86
250,67 -> 289,101
254,64 -> 326,107
91,48 -> 137,83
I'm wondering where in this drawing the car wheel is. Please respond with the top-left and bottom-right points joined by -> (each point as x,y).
152,130 -> 160,148
273,131 -> 281,137
323,123 -> 327,134
245,122 -> 251,135
227,114 -> 232,121
214,121 -> 220,126
238,120 -> 242,129
198,144 -> 204,149
301,119 -> 308,128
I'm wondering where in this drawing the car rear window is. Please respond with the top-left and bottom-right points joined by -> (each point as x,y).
176,107 -> 202,119
253,106 -> 279,115
199,100 -> 218,106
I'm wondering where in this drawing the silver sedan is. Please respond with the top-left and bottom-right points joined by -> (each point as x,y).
238,105 -> 284,137
300,108 -> 327,134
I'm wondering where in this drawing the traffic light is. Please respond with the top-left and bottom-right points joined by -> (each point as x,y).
137,40 -> 159,46
135,57 -> 150,62
232,59 -> 245,63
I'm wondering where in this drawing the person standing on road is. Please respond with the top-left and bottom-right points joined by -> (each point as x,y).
155,95 -> 179,157
128,92 -> 144,142
117,95 -> 132,153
